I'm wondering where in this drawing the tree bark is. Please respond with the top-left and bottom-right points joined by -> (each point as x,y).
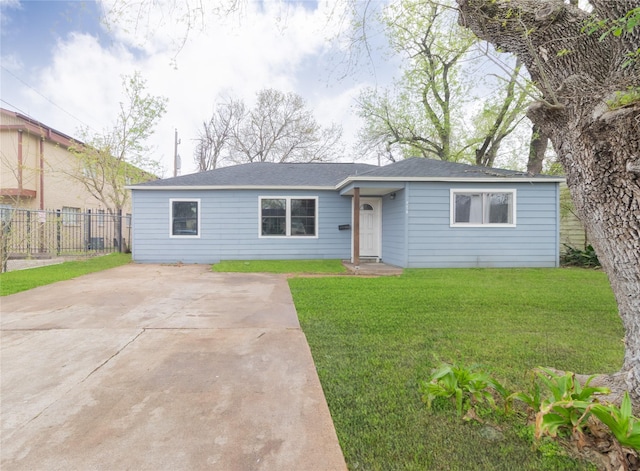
457,0 -> 640,403
526,124 -> 548,175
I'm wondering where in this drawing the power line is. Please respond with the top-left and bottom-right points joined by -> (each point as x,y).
1,65 -> 99,134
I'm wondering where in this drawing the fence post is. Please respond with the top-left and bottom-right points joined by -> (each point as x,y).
56,209 -> 61,256
116,209 -> 123,253
86,209 -> 92,252
26,210 -> 31,256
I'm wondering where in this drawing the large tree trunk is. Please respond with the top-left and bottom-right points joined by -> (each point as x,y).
457,0 -> 640,403
526,124 -> 548,175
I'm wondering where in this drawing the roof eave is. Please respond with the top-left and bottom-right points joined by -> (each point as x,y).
336,176 -> 565,188
127,175 -> 566,191
127,184 -> 339,191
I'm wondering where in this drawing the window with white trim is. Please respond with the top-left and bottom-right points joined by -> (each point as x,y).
96,209 -> 105,226
451,190 -> 516,226
62,206 -> 81,226
260,197 -> 317,237
170,199 -> 200,237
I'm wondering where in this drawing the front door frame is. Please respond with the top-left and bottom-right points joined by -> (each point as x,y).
352,196 -> 382,262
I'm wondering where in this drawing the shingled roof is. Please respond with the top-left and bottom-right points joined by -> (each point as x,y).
132,162 -> 378,188
130,158 -> 561,190
351,157 -> 549,179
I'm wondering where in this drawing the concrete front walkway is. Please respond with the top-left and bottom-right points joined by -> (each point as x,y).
1,264 -> 346,471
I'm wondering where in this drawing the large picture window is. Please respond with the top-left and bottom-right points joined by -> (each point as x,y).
451,190 -> 515,226
260,197 -> 317,237
171,199 -> 200,237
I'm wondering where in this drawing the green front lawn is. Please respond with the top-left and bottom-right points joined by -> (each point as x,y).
212,259 -> 347,274
0,253 -> 131,296
289,268 -> 623,470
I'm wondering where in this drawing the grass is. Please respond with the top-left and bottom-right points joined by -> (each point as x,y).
288,268 -> 623,470
0,253 -> 131,296
212,259 -> 347,274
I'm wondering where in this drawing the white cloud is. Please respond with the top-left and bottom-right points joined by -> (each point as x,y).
33,33 -> 136,132
4,1 -> 376,176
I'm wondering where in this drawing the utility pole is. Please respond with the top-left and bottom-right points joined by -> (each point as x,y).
173,128 -> 181,177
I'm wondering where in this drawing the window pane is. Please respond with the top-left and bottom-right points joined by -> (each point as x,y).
97,209 -> 105,226
172,201 -> 198,235
291,199 -> 315,236
454,194 -> 482,223
486,193 -> 512,224
454,192 -> 513,225
454,195 -> 470,223
62,207 -> 80,226
262,199 -> 286,236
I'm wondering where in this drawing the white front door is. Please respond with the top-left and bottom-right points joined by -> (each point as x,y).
358,198 -> 381,258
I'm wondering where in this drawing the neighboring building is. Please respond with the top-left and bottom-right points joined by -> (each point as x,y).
0,107 -> 133,216
0,108 -> 148,258
129,158 -> 565,268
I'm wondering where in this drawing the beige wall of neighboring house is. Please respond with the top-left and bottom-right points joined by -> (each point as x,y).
0,108 -> 132,216
559,183 -> 588,251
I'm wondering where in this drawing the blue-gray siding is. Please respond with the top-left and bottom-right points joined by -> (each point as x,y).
386,181 -> 559,268
381,191 -> 407,267
131,189 -> 353,263
131,181 -> 560,267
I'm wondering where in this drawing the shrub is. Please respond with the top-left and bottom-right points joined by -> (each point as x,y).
561,244 -> 601,268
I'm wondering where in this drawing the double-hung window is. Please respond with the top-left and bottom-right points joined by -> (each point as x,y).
260,197 -> 317,237
170,199 -> 200,237
451,190 -> 516,227
62,206 -> 81,226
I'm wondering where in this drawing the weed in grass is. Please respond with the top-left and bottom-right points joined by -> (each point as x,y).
419,362 -> 506,416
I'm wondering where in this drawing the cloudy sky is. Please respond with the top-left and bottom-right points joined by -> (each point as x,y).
1,0 -> 396,176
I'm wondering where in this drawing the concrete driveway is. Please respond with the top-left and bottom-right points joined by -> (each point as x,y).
1,264 -> 346,470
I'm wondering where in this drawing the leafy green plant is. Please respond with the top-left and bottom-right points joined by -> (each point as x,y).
508,375 -> 543,412
419,362 -> 506,416
590,392 -> 640,451
561,244 -> 601,268
535,368 -> 609,439
509,368 -> 610,440
536,368 -> 609,403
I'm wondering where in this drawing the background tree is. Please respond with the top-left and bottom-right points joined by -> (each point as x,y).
195,88 -> 343,168
356,0 -> 531,167
194,99 -> 243,171
457,0 -> 640,403
68,72 -> 167,214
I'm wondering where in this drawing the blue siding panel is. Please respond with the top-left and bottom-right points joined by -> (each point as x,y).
403,181 -> 560,268
381,191 -> 406,267
132,189 -> 353,264
132,180 -> 560,268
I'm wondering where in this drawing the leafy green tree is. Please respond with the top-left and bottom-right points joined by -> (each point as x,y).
356,0 -> 531,167
68,72 -> 167,214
